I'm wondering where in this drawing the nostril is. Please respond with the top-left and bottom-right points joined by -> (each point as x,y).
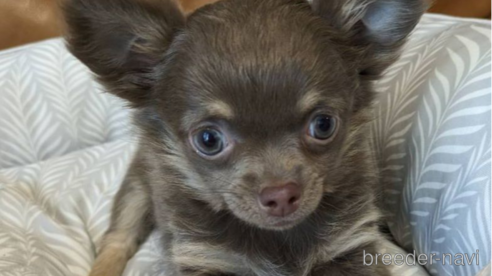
266,200 -> 277,208
288,196 -> 299,205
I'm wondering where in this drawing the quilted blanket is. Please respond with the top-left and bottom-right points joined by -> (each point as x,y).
0,14 -> 490,276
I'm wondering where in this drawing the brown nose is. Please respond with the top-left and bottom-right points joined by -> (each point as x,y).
259,183 -> 301,217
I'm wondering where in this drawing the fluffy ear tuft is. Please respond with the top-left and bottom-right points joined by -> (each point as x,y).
310,0 -> 428,76
63,0 -> 185,107
361,0 -> 427,46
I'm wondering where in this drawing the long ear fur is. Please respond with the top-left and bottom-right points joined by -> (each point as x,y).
63,0 -> 185,107
310,0 -> 428,77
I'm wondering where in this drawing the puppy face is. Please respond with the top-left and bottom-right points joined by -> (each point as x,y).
154,5 -> 358,230
65,0 -> 425,230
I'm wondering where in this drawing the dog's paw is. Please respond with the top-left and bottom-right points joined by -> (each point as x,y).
89,247 -> 129,276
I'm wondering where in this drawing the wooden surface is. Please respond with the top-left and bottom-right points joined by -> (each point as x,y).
429,0 -> 491,18
0,0 -> 490,50
0,0 -> 64,50
180,0 -> 218,13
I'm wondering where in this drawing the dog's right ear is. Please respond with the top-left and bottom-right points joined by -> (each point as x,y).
64,0 -> 185,107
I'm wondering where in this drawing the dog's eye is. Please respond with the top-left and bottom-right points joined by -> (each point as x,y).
308,115 -> 337,140
193,128 -> 225,156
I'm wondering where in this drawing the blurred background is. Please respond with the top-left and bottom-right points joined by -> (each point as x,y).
0,0 -> 490,51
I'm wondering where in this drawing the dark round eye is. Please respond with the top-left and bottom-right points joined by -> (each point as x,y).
193,128 -> 225,156
308,115 -> 337,140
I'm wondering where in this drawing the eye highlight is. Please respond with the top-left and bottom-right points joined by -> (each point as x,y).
192,127 -> 225,156
307,114 -> 338,141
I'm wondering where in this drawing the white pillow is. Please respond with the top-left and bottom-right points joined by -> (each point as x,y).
372,14 -> 491,276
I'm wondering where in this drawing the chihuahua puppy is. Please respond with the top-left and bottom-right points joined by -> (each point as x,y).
64,0 -> 425,275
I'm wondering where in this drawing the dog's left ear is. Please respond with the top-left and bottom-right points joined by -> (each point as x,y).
310,0 -> 428,77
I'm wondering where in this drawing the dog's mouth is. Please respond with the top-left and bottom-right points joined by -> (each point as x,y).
221,179 -> 326,231
230,198 -> 319,231
260,201 -> 321,230
268,215 -> 305,229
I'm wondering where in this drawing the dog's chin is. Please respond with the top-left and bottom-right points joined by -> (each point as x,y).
259,216 -> 306,231
229,207 -> 313,231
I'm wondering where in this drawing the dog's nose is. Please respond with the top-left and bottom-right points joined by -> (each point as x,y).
259,183 -> 301,217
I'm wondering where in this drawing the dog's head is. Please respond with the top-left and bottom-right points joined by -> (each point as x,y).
65,0 -> 425,230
